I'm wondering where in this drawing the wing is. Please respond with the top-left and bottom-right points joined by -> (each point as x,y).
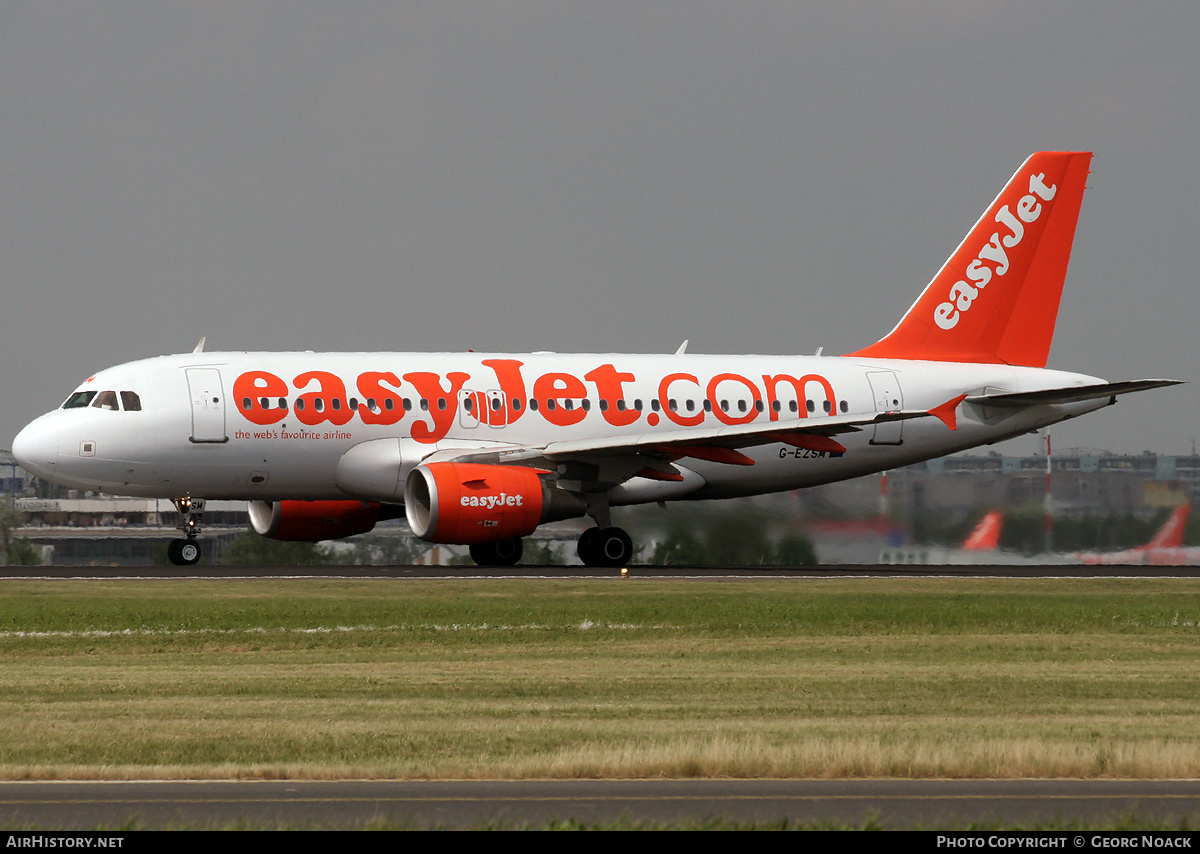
444,402 -> 958,483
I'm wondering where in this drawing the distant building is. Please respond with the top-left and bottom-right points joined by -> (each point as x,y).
800,450 -> 1197,519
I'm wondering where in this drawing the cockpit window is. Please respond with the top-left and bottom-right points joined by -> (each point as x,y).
120,391 -> 142,412
63,391 -> 97,409
91,390 -> 119,410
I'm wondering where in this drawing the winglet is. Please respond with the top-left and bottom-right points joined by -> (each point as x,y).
929,394 -> 968,430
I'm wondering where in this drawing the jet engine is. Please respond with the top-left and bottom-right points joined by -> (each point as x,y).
405,462 -> 585,544
248,499 -> 393,542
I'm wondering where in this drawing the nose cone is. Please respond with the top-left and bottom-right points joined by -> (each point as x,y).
12,415 -> 59,480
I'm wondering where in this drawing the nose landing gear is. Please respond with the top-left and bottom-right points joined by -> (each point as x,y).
167,538 -> 201,566
167,497 -> 205,566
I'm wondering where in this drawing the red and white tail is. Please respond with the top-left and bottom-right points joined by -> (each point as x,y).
1147,505 -> 1190,550
847,152 -> 1093,367
962,510 -> 1003,551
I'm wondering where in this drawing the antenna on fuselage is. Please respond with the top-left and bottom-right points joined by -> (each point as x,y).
675,340 -> 688,355
193,337 -> 206,353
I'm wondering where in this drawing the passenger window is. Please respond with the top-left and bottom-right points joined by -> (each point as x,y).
120,391 -> 142,412
63,391 -> 97,409
91,390 -> 119,411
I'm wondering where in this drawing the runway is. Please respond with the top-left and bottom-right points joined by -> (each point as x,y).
4,563 -> 1200,579
3,779 -> 1200,829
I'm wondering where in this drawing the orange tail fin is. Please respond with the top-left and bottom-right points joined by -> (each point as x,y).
962,510 -> 1003,551
1148,505 -> 1190,550
847,152 -> 1093,367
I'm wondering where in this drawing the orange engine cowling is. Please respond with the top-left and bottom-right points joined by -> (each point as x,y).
248,500 -> 383,542
405,463 -> 555,544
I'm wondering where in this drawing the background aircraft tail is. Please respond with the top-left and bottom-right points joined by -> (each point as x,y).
1147,504 -> 1190,550
847,151 -> 1093,367
961,510 -> 1003,551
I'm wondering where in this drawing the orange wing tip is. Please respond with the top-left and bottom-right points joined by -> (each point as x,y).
929,394 -> 968,430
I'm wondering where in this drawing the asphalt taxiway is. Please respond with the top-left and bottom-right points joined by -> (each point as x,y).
3,779 -> 1200,829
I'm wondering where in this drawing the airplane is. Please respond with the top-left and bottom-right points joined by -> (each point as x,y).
1076,504 -> 1200,565
878,509 -> 1021,565
11,151 -> 1182,567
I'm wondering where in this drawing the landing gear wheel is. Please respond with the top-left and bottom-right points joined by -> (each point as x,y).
167,539 -> 202,566
578,526 -> 633,567
469,538 -> 523,567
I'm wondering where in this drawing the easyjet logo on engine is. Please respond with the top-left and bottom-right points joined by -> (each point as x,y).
933,172 -> 1058,330
461,493 -> 525,509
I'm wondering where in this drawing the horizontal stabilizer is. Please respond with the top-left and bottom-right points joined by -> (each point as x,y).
966,379 -> 1182,408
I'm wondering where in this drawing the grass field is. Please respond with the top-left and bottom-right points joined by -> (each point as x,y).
1,576 -> 1198,780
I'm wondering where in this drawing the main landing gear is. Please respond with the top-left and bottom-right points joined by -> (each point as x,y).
576,526 -> 633,567
575,492 -> 633,567
465,527 -> 634,567
469,538 -> 523,567
466,496 -> 634,568
167,497 -> 205,566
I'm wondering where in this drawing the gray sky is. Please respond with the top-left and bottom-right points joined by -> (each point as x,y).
2,2 -> 1197,455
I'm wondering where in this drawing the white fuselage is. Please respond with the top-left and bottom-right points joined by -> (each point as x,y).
13,350 -> 1108,505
